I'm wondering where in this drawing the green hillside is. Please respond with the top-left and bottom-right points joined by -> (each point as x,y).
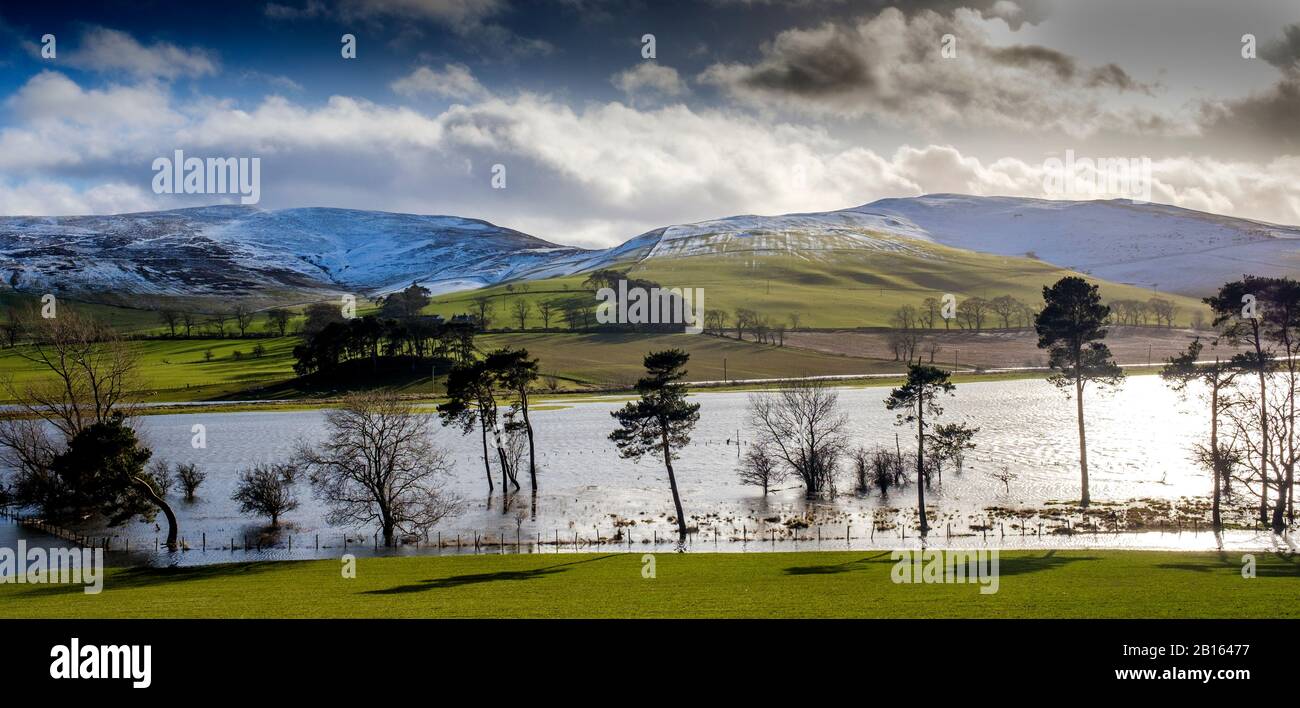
424,241 -> 1209,329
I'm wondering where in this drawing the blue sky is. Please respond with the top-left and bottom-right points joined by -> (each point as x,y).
1,0 -> 1299,247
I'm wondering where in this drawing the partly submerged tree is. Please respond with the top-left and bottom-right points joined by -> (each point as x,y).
738,444 -> 786,496
1161,338 -> 1241,530
609,350 -> 700,543
486,348 -> 541,488
439,360 -> 515,492
49,415 -> 177,549
747,379 -> 847,497
885,364 -> 955,536
296,391 -> 459,546
927,422 -> 979,485
1035,276 -> 1124,507
232,462 -> 299,529
1204,276 -> 1300,531
0,308 -> 178,546
175,462 -> 206,502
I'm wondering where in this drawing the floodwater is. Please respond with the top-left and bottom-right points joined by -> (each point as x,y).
5,376 -> 1289,566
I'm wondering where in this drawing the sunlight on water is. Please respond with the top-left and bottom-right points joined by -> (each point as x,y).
12,376 -> 1270,566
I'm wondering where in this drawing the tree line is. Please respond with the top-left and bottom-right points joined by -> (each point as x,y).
0,274 -> 1294,549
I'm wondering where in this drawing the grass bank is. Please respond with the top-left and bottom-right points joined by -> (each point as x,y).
1,550 -> 1295,619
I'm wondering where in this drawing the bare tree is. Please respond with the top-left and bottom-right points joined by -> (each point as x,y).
180,311 -> 197,337
887,330 -> 919,362
176,462 -> 206,501
209,312 -> 229,338
0,309 -> 180,547
957,297 -> 990,331
158,309 -> 180,337
296,392 -> 459,546
265,308 -> 291,336
989,465 -> 1018,494
472,296 -> 494,331
747,379 -> 847,497
704,309 -> 728,336
990,295 -> 1024,329
511,298 -> 531,330
1,307 -> 138,438
233,304 -> 255,337
538,301 -> 554,329
738,444 -> 786,495
1148,297 -> 1177,327
232,462 -> 298,528
890,305 -> 918,330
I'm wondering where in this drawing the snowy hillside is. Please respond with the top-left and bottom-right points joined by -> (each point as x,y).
0,206 -> 590,300
2,196 -> 1296,303
853,195 -> 1300,295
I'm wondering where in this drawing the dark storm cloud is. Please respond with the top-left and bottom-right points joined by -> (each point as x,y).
709,0 -> 1050,30
986,45 -> 1075,79
739,29 -> 873,96
1200,74 -> 1300,151
1260,23 -> 1300,71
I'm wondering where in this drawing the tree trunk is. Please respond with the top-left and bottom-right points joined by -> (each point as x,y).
1253,331 -> 1270,526
1075,376 -> 1090,507
133,476 -> 178,550
662,431 -> 687,543
521,390 -> 537,489
479,418 -> 493,492
916,395 -> 928,536
1210,378 -> 1222,530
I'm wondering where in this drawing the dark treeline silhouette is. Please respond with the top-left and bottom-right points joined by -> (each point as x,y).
291,285 -> 477,377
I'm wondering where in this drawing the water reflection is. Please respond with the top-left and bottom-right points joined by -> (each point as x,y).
5,376 -> 1280,567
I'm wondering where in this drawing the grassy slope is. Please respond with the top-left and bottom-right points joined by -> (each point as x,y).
0,241 -> 1210,401
2,550 -> 1295,619
0,337 -> 301,402
425,246 -> 1210,329
0,331 -> 899,402
477,332 -> 901,387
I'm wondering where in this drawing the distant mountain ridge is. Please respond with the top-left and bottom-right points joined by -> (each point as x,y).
2,195 -> 1297,304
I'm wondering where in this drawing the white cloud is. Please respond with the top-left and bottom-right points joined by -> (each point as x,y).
66,27 -> 219,80
0,180 -> 159,217
391,64 -> 489,100
3,69 -> 1299,243
611,63 -> 689,99
698,8 -> 1172,138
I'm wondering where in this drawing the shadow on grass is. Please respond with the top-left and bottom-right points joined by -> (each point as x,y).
1156,550 -> 1300,578
783,550 -> 1101,578
364,554 -> 620,595
7,561 -> 289,599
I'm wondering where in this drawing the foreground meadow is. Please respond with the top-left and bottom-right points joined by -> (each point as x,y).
2,550 -> 1296,619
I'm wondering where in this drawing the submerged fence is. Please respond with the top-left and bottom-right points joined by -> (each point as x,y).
4,504 -> 1230,557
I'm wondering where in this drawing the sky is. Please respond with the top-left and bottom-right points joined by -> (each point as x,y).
0,0 -> 1298,248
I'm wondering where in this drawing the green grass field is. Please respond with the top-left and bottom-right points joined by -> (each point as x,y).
0,336 -> 301,402
2,550 -> 1295,619
0,330 -> 901,402
424,248 -> 1210,330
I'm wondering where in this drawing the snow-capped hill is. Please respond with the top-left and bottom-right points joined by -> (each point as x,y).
0,206 -> 591,301
850,194 -> 1300,295
593,209 -> 935,264
3,196 -> 1295,304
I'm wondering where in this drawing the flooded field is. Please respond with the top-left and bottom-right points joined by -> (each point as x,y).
7,376 -> 1286,565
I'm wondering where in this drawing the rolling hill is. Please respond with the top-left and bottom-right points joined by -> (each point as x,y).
1,195 -> 1295,315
